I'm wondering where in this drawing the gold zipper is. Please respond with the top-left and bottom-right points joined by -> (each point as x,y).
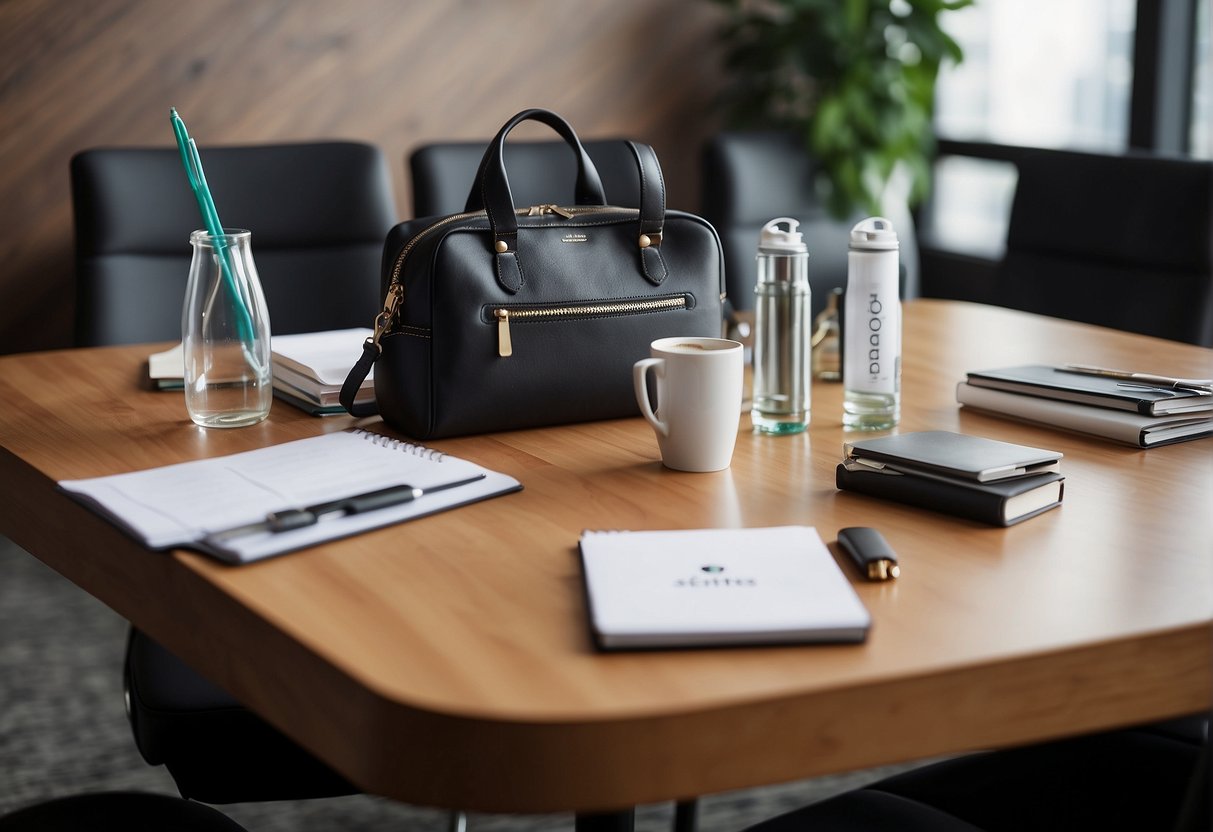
527,203 -> 575,218
380,205 -> 644,337
492,295 -> 687,357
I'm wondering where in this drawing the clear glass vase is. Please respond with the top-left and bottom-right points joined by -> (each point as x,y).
182,229 -> 272,428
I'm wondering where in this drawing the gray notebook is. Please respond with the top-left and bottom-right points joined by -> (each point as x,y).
844,430 -> 1062,483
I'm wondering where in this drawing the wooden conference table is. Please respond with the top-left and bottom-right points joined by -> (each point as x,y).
0,299 -> 1209,816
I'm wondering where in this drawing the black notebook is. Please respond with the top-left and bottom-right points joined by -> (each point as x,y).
966,365 -> 1213,416
836,463 -> 1064,526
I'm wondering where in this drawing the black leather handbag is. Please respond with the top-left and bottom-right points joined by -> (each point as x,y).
342,108 -> 726,440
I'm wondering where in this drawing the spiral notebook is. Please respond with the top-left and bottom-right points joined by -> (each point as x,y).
58,429 -> 521,565
579,526 -> 871,650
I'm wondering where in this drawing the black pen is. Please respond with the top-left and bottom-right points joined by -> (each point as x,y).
204,474 -> 487,543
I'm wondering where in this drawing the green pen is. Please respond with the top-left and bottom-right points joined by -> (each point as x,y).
170,108 -> 256,346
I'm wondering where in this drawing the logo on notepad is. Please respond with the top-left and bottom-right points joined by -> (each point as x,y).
674,565 -> 757,588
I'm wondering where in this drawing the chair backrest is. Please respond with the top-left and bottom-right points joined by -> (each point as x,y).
701,130 -> 920,320
994,148 -> 1213,347
410,138 -> 644,219
71,142 -> 397,347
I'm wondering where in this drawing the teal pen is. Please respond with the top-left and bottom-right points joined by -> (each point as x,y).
170,108 -> 255,345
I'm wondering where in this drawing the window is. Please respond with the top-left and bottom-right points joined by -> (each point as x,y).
925,157 -> 1018,259
1193,0 -> 1212,158
934,0 -> 1137,151
923,0 -> 1208,281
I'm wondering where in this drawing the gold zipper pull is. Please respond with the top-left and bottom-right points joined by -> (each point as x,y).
495,308 -> 513,357
372,283 -> 404,350
527,204 -> 575,219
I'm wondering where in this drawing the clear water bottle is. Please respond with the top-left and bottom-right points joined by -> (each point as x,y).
752,217 -> 811,434
843,217 -> 900,430
182,228 -> 272,428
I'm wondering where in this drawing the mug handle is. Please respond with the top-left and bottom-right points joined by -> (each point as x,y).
633,358 -> 668,437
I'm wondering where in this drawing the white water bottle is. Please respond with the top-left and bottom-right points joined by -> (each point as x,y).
843,217 -> 900,430
752,217 -> 811,434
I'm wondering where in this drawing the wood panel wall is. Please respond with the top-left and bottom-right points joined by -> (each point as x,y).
0,0 -> 727,354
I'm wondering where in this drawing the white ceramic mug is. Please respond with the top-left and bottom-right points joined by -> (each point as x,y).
633,337 -> 744,472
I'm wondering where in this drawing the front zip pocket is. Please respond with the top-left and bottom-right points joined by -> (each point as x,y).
486,294 -> 690,357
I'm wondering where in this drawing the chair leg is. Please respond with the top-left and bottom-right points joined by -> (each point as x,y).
447,809 -> 468,832
673,799 -> 698,832
574,808 -> 635,832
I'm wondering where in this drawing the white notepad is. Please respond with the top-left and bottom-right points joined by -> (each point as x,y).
579,526 -> 870,649
271,328 -> 373,386
59,429 -> 521,565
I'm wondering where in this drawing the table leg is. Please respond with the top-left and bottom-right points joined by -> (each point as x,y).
673,799 -> 699,832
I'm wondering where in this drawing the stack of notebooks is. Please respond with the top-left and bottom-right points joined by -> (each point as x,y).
836,431 -> 1065,526
146,328 -> 374,415
148,342 -> 185,390
956,365 -> 1213,448
270,328 -> 374,415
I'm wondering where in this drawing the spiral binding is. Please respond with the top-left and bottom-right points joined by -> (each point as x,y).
350,428 -> 445,461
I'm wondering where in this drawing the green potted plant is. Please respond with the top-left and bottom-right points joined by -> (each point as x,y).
712,0 -> 971,219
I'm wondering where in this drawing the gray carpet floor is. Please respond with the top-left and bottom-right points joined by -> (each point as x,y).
0,535 -> 924,831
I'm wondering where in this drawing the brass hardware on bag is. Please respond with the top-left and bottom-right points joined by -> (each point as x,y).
491,296 -> 687,358
377,205 -> 660,344
372,283 -> 404,350
495,309 -> 513,357
494,240 -> 509,253
527,204 -> 575,218
639,231 -> 662,249
390,210 -> 481,287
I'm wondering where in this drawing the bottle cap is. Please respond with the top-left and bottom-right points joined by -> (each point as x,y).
759,217 -> 809,253
849,217 -> 899,251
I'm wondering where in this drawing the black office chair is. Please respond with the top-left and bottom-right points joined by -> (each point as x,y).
700,130 -> 920,322
739,718 -> 1209,832
0,791 -> 250,832
410,137 -> 643,218
72,142 -> 396,346
992,148 -> 1213,347
70,141 -> 397,803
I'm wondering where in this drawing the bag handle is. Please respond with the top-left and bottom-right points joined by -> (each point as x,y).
479,109 -> 669,293
466,108 -> 607,214
626,139 -> 669,286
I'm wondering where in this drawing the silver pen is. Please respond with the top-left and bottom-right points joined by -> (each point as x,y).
1059,364 -> 1213,394
203,474 -> 487,543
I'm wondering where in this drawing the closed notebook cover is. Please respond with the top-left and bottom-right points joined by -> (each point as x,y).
836,463 -> 1064,526
956,382 -> 1213,448
845,430 -> 1062,482
966,365 -> 1213,416
270,385 -> 350,416
578,526 -> 870,650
